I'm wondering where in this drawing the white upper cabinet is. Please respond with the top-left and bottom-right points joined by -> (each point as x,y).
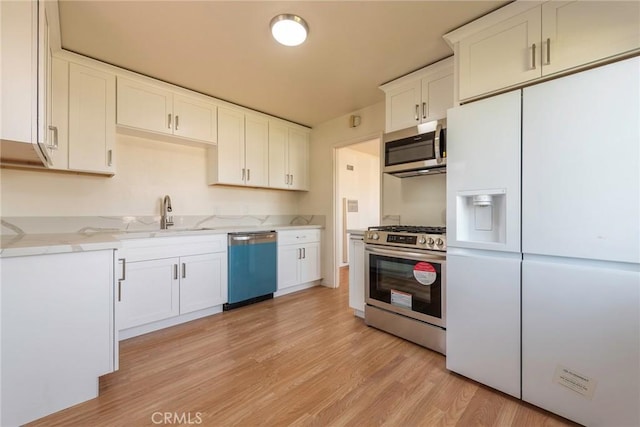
117,78 -> 172,135
380,57 -> 453,133
68,63 -> 116,174
244,114 -> 269,187
540,1 -> 640,76
208,107 -> 269,187
117,77 -> 217,145
0,0 -> 54,166
456,6 -> 541,101
47,56 -> 117,175
268,121 -> 310,190
444,0 -> 640,102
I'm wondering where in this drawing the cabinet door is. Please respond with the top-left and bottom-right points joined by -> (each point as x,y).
385,79 -> 421,132
172,94 -> 217,144
179,252 -> 227,314
38,0 -> 50,149
288,128 -> 309,190
116,77 -> 172,135
299,242 -> 321,284
216,107 -> 245,185
348,237 -> 365,312
541,1 -> 640,76
268,121 -> 289,189
68,63 -> 116,174
277,245 -> 300,290
48,56 -> 69,170
0,0 -> 37,144
458,6 -> 541,101
118,258 -> 179,330
421,72 -> 453,123
244,114 -> 269,187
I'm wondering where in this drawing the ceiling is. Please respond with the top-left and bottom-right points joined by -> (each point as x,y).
58,1 -> 508,128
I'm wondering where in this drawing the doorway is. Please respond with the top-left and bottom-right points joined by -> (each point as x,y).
334,138 -> 381,288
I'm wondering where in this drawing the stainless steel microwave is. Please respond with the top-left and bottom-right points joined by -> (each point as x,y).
383,119 -> 446,178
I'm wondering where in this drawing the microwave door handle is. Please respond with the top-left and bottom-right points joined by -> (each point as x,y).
434,123 -> 442,164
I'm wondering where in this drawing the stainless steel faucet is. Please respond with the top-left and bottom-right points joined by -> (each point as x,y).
161,195 -> 174,229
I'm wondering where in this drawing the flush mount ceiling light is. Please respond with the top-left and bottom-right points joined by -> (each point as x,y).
270,14 -> 308,46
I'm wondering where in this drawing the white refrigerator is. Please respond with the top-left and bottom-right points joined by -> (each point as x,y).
446,57 -> 640,426
521,57 -> 639,426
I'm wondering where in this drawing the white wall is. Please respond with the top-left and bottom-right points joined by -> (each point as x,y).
0,134 -> 300,216
382,174 -> 446,226
337,143 -> 380,265
300,101 -> 385,287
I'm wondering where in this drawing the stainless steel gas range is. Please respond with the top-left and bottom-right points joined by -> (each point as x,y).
364,225 -> 446,354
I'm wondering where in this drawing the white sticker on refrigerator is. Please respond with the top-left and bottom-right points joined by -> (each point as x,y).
413,262 -> 436,286
553,365 -> 597,399
390,289 -> 412,309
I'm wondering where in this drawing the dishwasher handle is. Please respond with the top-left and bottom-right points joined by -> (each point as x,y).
228,231 -> 277,245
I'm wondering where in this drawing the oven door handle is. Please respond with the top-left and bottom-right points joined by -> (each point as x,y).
365,245 -> 444,262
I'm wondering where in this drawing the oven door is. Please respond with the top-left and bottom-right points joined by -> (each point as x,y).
365,244 -> 445,328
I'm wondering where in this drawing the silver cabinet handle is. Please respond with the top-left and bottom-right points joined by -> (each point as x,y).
168,113 -> 172,129
546,38 -> 551,65
182,263 -> 186,279
48,125 -> 58,149
247,169 -> 250,181
422,102 -> 426,120
298,248 -> 302,259
285,174 -> 289,185
531,43 -> 536,70
242,168 -> 246,181
290,174 -> 294,186
414,104 -> 419,121
118,281 -> 122,302
302,247 -> 306,259
108,149 -> 113,167
118,258 -> 126,280
175,115 -> 179,130
174,264 -> 178,280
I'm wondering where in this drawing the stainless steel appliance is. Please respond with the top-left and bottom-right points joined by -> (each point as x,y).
383,119 -> 446,178
364,225 -> 446,354
224,231 -> 277,311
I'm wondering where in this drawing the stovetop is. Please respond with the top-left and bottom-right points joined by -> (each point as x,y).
368,225 -> 446,235
365,225 -> 446,251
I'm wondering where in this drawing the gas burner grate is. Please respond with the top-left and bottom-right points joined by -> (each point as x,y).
368,225 -> 446,234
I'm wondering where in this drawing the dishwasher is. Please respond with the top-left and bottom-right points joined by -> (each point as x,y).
224,231 -> 277,310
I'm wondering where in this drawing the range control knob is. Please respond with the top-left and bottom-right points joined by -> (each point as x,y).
427,237 -> 435,246
372,233 -> 380,240
418,236 -> 426,245
436,238 -> 444,246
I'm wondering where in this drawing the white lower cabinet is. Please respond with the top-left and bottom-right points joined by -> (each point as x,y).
348,234 -> 365,317
277,229 -> 321,293
180,252 -> 227,314
117,235 -> 227,335
1,250 -> 116,427
118,257 -> 180,330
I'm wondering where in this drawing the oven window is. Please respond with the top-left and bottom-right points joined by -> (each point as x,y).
369,254 -> 441,318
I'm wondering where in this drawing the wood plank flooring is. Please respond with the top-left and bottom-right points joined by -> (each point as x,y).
29,283 -> 579,427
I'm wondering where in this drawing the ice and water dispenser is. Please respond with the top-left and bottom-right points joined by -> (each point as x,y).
455,189 -> 507,244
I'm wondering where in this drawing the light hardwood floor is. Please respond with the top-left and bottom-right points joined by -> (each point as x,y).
29,282 -> 578,427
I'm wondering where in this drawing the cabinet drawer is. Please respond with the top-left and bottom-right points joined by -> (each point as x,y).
277,229 -> 321,246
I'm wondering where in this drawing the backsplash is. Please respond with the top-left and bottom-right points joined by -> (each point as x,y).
0,214 -> 325,235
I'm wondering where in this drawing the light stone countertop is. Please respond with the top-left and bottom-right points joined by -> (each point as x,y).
0,225 -> 323,258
